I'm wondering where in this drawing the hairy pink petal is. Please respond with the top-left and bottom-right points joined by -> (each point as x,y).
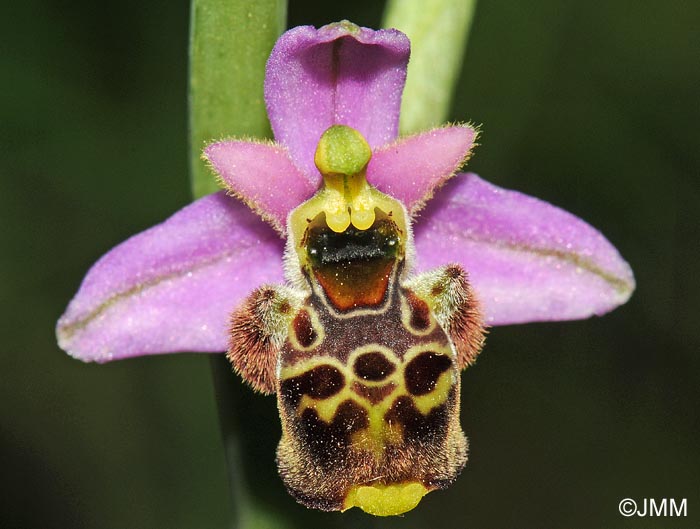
368,125 -> 477,213
57,192 -> 284,362
205,140 -> 316,233
265,23 -> 410,180
413,173 -> 635,325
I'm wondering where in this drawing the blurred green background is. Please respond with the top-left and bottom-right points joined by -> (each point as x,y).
2,0 -> 699,528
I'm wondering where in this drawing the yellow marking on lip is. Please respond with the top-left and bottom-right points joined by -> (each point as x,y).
399,293 -> 437,336
286,305 -> 325,351
350,403 -> 404,458
347,344 -> 400,386
299,392 -> 349,423
413,371 -> 453,415
401,342 -> 455,365
279,356 -> 346,380
282,342 -> 456,457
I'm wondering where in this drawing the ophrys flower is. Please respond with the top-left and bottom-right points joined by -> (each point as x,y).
56,22 -> 634,516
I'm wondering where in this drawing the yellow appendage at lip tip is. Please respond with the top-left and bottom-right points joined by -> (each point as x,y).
313,125 -> 377,232
343,482 -> 430,516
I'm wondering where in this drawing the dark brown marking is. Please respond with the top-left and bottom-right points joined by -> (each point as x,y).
385,394 -> 451,443
404,352 -> 452,396
280,365 -> 345,407
430,284 -> 444,297
353,352 -> 396,381
292,309 -> 317,348
405,291 -> 431,331
299,400 -> 369,464
351,381 -> 397,404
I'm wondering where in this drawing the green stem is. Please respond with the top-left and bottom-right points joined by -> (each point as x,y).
382,0 -> 478,134
208,354 -> 250,528
189,0 -> 286,197
188,1 -> 287,527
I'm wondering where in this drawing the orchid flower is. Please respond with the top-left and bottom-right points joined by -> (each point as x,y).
56,22 -> 634,361
56,21 -> 634,515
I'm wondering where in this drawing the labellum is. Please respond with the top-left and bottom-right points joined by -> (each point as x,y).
227,125 -> 484,516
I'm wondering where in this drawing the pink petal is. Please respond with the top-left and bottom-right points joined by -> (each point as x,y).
205,140 -> 316,233
57,192 -> 284,362
368,125 -> 477,213
413,174 -> 635,325
265,23 -> 410,180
